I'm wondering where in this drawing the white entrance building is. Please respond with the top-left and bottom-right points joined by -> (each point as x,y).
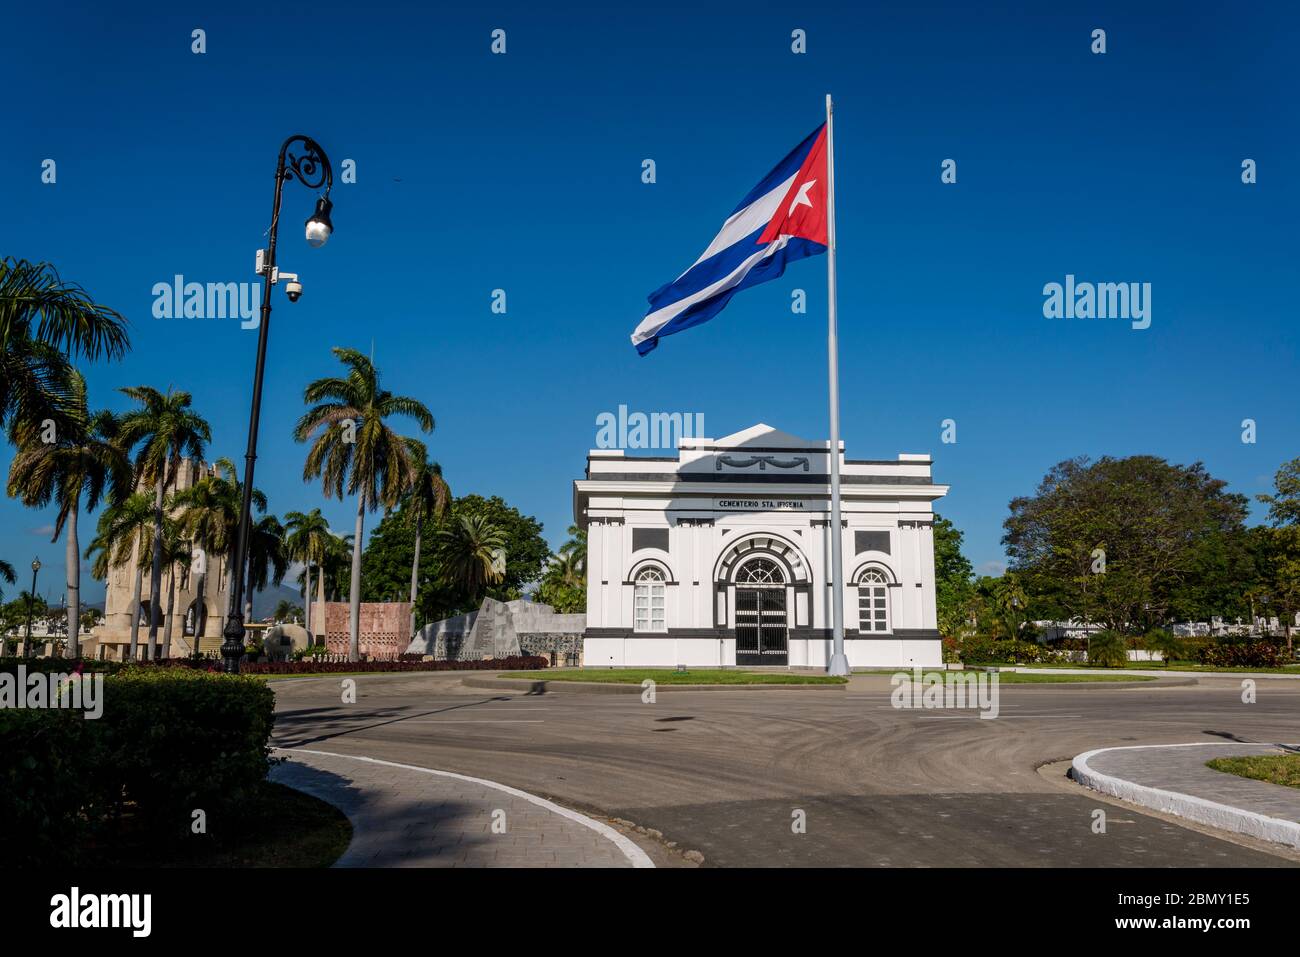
573,424 -> 949,669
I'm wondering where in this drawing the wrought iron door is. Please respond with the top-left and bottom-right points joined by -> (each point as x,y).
735,587 -> 788,665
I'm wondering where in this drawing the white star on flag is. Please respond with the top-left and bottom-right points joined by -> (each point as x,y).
788,178 -> 817,215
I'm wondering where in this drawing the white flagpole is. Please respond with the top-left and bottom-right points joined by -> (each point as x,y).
825,93 -> 850,676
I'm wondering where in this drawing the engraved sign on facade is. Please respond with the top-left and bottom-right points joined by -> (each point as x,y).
716,498 -> 807,511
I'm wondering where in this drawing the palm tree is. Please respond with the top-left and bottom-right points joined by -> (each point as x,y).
553,551 -> 585,589
5,371 -> 131,657
245,514 -> 288,621
118,386 -> 210,659
170,464 -> 245,655
400,438 -> 451,637
90,492 -> 156,659
295,348 -> 432,660
284,508 -> 332,644
84,533 -> 111,584
438,512 -> 507,606
0,559 -> 15,603
154,517 -> 190,658
320,533 -> 353,601
992,573 -> 1029,640
559,524 -> 587,575
0,257 -> 129,436
272,599 -> 304,623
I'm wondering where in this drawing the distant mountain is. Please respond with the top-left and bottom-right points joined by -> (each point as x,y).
251,582 -> 306,621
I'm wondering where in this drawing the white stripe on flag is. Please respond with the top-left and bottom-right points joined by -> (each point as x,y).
679,174 -> 797,277
632,235 -> 791,346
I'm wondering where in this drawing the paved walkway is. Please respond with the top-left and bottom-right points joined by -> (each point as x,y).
1075,743 -> 1300,848
271,747 -> 653,868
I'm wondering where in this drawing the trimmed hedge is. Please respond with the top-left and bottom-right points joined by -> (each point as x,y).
0,668 -> 274,867
954,636 -> 1065,665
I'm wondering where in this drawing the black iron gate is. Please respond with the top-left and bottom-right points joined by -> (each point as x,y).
735,587 -> 788,666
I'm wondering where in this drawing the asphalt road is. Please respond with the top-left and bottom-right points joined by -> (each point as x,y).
270,673 -> 1300,867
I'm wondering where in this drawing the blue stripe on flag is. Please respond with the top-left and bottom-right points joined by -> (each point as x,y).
728,124 -> 824,216
635,236 -> 826,355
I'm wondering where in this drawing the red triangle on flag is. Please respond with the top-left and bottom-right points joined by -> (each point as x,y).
756,125 -> 829,246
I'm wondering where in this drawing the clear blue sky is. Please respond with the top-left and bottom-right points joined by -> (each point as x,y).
2,1 -> 1296,604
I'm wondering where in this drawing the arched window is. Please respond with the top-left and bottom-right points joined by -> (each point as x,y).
857,569 -> 890,633
633,567 -> 666,633
736,558 -> 785,585
184,599 -> 207,638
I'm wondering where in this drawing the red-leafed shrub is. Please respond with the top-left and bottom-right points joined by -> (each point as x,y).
1198,642 -> 1283,669
233,655 -> 549,674
123,655 -> 550,673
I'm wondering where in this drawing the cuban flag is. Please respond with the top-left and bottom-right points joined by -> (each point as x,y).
631,123 -> 829,355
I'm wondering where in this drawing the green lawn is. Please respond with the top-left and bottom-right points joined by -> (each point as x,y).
1206,754 -> 1300,789
1017,662 -> 1300,674
865,670 -> 1152,684
79,781 -> 352,867
501,668 -> 846,685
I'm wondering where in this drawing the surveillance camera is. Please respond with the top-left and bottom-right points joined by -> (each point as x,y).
284,279 -> 303,303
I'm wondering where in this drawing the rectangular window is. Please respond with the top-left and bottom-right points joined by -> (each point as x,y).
858,587 -> 889,633
634,582 -> 666,632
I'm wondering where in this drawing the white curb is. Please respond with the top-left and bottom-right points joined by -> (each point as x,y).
1072,743 -> 1300,850
276,747 -> 656,868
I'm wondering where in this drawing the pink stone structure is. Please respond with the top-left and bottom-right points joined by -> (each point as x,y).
322,601 -> 412,659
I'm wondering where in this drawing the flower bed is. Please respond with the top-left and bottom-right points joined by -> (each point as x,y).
232,655 -> 549,674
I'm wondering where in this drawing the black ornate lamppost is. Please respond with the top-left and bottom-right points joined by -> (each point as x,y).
21,558 -> 41,658
222,136 -> 335,674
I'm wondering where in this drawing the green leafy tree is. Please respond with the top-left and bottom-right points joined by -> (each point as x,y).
1258,458 -> 1300,527
1256,459 -> 1300,656
118,386 -> 210,659
361,493 -> 550,621
1166,525 -> 1256,623
295,347 -> 432,660
4,592 -> 48,654
933,514 -> 975,639
1004,456 -> 1249,635
5,371 -> 130,656
1252,525 -> 1300,657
